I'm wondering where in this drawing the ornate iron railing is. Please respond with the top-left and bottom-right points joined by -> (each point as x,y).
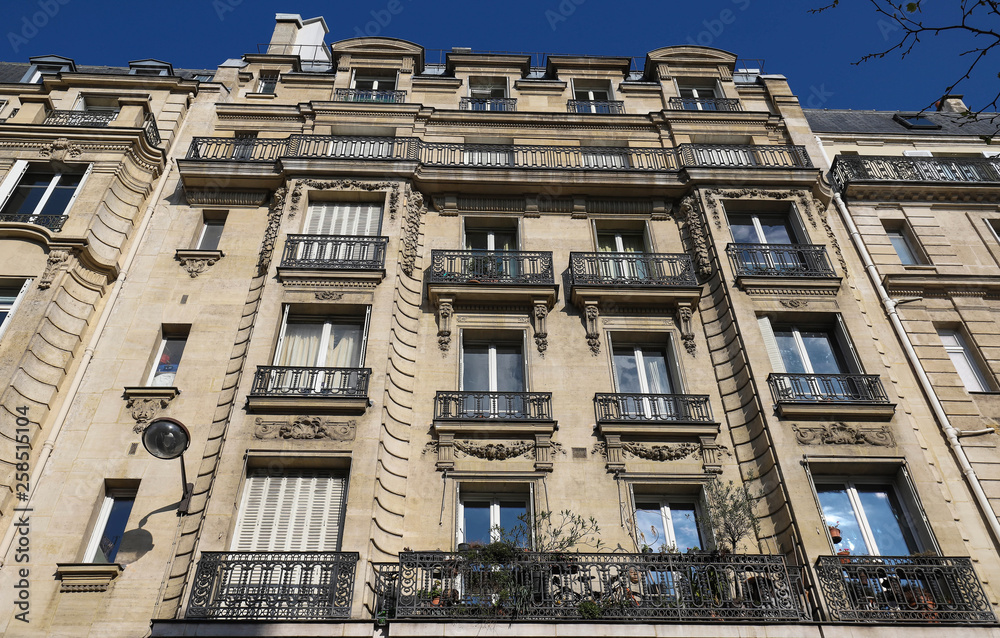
334,88 -> 407,103
831,154 -> 1000,189
435,391 -> 553,421
668,97 -> 743,111
187,137 -> 288,161
0,213 -> 67,231
816,556 -> 995,623
726,243 -> 837,278
378,551 -> 808,621
569,252 -> 697,287
595,394 -> 713,423
249,366 -> 371,397
184,135 -> 813,170
567,100 -> 625,114
460,97 -> 518,111
44,109 -> 116,127
186,551 -> 359,620
281,234 -> 388,270
143,112 -> 161,147
768,373 -> 890,404
428,250 -> 554,285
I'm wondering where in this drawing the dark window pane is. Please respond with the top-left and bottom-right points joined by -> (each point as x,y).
95,496 -> 135,563
463,501 -> 491,545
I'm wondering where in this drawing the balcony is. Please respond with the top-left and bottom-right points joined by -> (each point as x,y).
187,136 -> 288,161
831,154 -> 1000,194
427,250 -> 558,307
816,555 -> 995,624
43,109 -> 115,127
333,88 -> 407,103
569,252 -> 701,309
277,234 -> 388,284
435,391 -> 553,422
595,393 -> 716,437
668,97 -> 742,111
726,243 -> 840,293
375,551 -> 808,622
567,100 -> 625,114
186,551 -> 359,620
460,97 -> 517,111
247,366 -> 371,414
767,373 -> 895,419
0,213 -> 66,231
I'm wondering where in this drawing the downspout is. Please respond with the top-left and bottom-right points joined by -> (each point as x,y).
0,116 -> 186,567
831,189 -> 1000,547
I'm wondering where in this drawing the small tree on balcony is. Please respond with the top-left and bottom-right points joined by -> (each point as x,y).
703,474 -> 762,554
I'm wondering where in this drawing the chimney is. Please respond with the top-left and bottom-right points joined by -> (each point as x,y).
268,14 -> 304,55
936,94 -> 968,114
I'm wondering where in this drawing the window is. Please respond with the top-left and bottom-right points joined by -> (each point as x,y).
74,95 -> 119,114
938,328 -> 992,392
147,333 -> 188,387
233,469 -> 346,551
351,70 -> 398,100
728,212 -> 799,246
467,77 -> 511,111
85,489 -> 136,563
597,229 -> 647,254
275,311 -> 368,370
678,84 -> 719,110
257,71 -> 279,94
465,222 -> 518,251
815,479 -> 924,556
573,80 -> 614,113
462,335 -> 525,417
893,113 -> 941,130
759,315 -> 863,400
196,212 -> 226,251
300,203 -> 383,264
611,337 -> 682,418
772,325 -> 853,375
463,220 -> 519,280
0,280 -> 30,342
0,161 -> 89,222
634,498 -> 703,552
459,490 -> 530,545
882,222 -> 925,266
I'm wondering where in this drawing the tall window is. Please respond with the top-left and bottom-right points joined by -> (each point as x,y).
634,498 -> 703,552
196,216 -> 226,251
0,279 -> 30,342
85,489 -> 136,563
459,492 -> 529,545
468,77 -> 510,110
882,222 -> 925,266
352,70 -> 397,92
815,480 -> 923,556
148,334 -> 188,387
574,80 -> 612,108
462,336 -> 525,418
233,469 -> 346,551
772,325 -> 851,376
0,161 -> 89,222
678,85 -> 719,110
612,339 -> 680,419
759,316 -> 862,400
276,316 -> 366,369
302,203 -> 383,262
938,328 -> 992,392
257,71 -> 278,94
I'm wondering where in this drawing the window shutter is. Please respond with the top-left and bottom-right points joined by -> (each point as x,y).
233,470 -> 345,551
0,160 -> 29,212
305,203 -> 382,236
834,314 -> 862,373
757,316 -> 785,372
899,465 -> 941,554
64,163 -> 93,215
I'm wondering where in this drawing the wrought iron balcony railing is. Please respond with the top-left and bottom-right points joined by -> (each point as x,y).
0,213 -> 67,231
595,393 -> 713,423
44,109 -> 116,127
831,154 -> 1000,189
768,373 -> 890,404
185,135 -> 814,170
569,252 -> 697,287
376,551 -> 808,621
186,551 -> 359,620
434,391 -> 553,421
816,555 -> 995,624
567,100 -> 625,114
726,243 -> 837,278
668,97 -> 743,111
249,366 -> 371,398
428,250 -> 554,285
281,234 -> 388,270
460,97 -> 517,111
143,112 -> 161,147
334,88 -> 407,103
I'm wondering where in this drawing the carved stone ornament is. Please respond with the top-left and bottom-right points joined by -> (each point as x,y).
39,137 -> 82,161
678,306 -> 696,356
437,299 -> 454,352
779,299 -> 808,308
178,255 -> 220,278
533,301 -> 548,355
584,302 -> 601,355
792,422 -> 895,446
314,291 -> 345,301
592,440 -> 701,462
38,250 -> 71,289
254,416 -> 357,441
126,397 -> 172,433
675,195 -> 712,278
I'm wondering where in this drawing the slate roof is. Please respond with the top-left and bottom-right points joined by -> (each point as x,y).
805,108 -> 1000,137
0,61 -> 215,84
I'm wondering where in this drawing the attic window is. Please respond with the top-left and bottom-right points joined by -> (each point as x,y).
128,60 -> 174,77
893,113 -> 941,130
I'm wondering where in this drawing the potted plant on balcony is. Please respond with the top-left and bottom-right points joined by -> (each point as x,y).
828,522 -> 842,544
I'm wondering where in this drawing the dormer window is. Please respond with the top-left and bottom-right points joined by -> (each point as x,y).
570,80 -> 623,114
257,71 -> 279,94
129,59 -> 173,77
893,113 -> 941,130
352,70 -> 397,92
21,55 -> 75,84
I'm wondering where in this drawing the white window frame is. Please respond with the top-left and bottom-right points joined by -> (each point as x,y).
0,160 -> 92,221
0,279 -> 31,342
677,81 -> 721,110
596,228 -> 648,253
632,494 -> 704,552
886,228 -> 922,265
468,77 -> 508,99
759,317 -> 860,375
460,339 -> 526,393
463,223 -> 519,251
938,328 -> 992,392
814,478 -> 925,556
457,488 -> 533,546
274,305 -> 371,369
83,488 -> 136,563
146,335 -> 187,387
350,70 -> 398,92
573,80 -> 612,102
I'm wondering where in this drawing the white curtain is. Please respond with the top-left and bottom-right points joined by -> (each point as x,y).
278,323 -> 322,366
326,323 -> 362,368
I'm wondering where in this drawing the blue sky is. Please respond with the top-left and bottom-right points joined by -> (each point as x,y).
4,0 -> 996,112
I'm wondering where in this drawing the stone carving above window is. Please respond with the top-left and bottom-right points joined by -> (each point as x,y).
253,416 -> 357,441
792,422 -> 894,446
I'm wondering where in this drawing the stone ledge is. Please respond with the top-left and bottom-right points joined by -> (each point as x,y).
123,386 -> 180,401
54,562 -> 123,592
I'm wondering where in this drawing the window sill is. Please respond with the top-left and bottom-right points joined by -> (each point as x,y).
246,92 -> 277,100
123,386 -> 180,401
246,394 -> 370,415
775,400 -> 896,420
55,563 -> 123,592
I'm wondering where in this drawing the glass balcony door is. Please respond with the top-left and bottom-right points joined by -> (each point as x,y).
597,231 -> 648,280
273,315 -> 364,394
816,482 -> 921,556
301,203 -> 383,263
465,228 -> 518,280
613,344 -> 675,418
728,213 -> 805,272
462,340 -> 525,418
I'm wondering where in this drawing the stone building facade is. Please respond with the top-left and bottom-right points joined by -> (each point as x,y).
0,12 -> 996,638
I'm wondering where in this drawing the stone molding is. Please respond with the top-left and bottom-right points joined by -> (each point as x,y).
253,416 -> 357,441
792,422 -> 895,446
123,387 -> 179,433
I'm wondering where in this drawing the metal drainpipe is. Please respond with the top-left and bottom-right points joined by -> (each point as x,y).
832,190 -> 1000,547
0,119 -> 186,567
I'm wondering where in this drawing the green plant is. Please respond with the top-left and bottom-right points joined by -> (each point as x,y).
703,475 -> 762,554
577,599 -> 602,619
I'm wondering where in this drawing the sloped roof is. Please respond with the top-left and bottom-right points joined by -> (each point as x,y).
0,61 -> 215,84
805,108 -> 1000,137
